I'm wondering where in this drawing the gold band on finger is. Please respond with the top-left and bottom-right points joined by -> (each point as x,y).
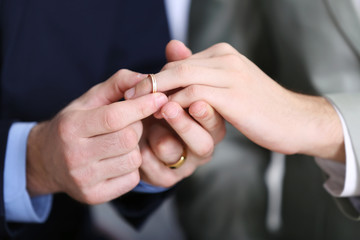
166,149 -> 187,169
149,74 -> 157,93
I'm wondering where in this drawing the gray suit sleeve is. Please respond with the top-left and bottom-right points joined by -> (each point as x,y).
326,92 -> 360,220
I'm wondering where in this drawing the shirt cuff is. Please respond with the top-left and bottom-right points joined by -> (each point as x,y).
315,107 -> 360,197
132,180 -> 169,193
4,122 -> 53,223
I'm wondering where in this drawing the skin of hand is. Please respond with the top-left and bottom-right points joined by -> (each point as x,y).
138,40 -> 226,187
125,40 -> 345,163
26,69 -> 168,205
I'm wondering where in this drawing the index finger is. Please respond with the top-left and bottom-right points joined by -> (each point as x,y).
74,93 -> 168,137
124,61 -> 224,100
76,69 -> 148,109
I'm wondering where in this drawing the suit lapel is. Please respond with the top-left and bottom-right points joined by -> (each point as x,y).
325,0 -> 360,58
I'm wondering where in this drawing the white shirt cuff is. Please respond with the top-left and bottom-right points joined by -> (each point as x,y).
315,107 -> 360,197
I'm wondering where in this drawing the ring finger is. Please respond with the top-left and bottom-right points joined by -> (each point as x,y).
161,101 -> 214,160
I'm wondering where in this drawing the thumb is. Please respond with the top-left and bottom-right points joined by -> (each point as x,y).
75,69 -> 147,109
165,40 -> 192,62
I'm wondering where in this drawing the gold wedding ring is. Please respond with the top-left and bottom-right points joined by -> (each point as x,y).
166,149 -> 187,169
149,74 -> 157,93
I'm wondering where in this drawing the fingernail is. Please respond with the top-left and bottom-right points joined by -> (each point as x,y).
162,105 -> 179,119
137,73 -> 148,80
125,88 -> 135,99
193,107 -> 206,118
154,111 -> 164,119
155,93 -> 168,108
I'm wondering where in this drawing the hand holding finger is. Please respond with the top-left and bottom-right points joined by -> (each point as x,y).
139,106 -> 217,188
26,69 -> 168,204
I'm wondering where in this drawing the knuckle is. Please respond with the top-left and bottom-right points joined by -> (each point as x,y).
70,167 -> 93,189
103,107 -> 121,132
130,171 -> 141,186
132,120 -> 143,137
120,127 -> 139,150
185,85 -> 201,99
127,150 -> 142,170
174,63 -> 192,77
238,53 -> 251,67
57,112 -> 76,141
123,171 -> 141,190
67,140 -> 90,162
153,135 -> 177,156
197,140 -> 214,157
207,117 -> 225,134
138,103 -> 152,118
66,145 -> 90,169
57,119 -> 90,168
222,53 -> 242,65
162,61 -> 177,71
213,42 -> 235,52
114,69 -> 129,79
177,121 -> 193,135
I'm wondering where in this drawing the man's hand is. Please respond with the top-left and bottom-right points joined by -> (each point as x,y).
26,70 -> 168,204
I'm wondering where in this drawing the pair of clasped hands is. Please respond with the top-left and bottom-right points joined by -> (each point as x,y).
27,40 -> 344,205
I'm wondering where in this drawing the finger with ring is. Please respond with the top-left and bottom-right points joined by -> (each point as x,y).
165,149 -> 187,169
149,74 -> 157,93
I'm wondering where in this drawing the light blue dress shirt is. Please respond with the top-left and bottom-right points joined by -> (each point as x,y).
4,123 -> 52,222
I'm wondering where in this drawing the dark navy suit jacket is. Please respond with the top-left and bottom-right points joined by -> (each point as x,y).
0,0 -> 171,238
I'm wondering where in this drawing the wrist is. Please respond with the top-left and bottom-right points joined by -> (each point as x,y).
26,122 -> 59,196
295,95 -> 345,162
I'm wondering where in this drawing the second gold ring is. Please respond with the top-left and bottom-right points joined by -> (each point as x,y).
165,149 -> 187,169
